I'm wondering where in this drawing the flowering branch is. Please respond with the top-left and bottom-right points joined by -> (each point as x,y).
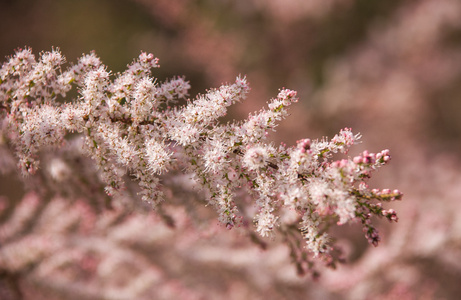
0,47 -> 402,273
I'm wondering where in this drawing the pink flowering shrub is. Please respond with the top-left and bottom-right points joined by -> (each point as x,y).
0,47 -> 401,279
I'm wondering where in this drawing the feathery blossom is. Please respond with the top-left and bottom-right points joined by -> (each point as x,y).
0,48 -> 402,271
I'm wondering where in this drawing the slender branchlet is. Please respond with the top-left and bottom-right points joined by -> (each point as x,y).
0,48 -> 402,270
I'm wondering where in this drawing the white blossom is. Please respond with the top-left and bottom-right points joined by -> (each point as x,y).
0,48 -> 402,263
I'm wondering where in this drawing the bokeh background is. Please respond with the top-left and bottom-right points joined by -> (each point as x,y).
1,0 -> 461,299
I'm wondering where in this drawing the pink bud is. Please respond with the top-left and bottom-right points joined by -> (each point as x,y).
353,156 -> 363,164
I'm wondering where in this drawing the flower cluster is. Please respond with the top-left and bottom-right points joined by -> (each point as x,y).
0,48 -> 402,271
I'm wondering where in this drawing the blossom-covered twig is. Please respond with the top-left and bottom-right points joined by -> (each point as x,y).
0,48 -> 402,272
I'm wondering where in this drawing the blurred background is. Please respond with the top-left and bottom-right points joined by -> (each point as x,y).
1,0 -> 461,299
